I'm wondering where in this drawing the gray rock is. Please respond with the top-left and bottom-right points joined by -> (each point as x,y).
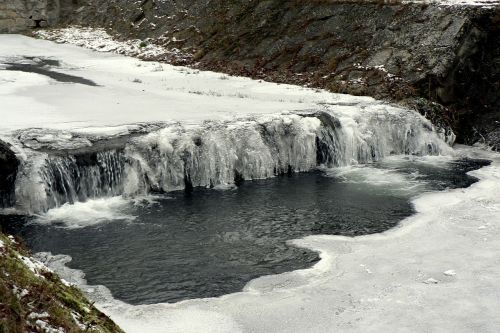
0,140 -> 19,208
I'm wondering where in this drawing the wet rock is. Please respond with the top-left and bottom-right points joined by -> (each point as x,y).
0,140 -> 19,208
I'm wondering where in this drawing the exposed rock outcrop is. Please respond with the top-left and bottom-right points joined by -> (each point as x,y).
0,140 -> 18,208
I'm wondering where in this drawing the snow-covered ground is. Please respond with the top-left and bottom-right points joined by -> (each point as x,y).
0,34 -> 381,136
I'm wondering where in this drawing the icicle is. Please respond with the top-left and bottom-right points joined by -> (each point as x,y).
11,107 -> 454,214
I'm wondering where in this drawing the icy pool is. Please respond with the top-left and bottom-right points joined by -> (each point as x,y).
2,156 -> 488,305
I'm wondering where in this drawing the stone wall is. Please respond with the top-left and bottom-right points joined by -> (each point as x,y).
0,0 -> 61,33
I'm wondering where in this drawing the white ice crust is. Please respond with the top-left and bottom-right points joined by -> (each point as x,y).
0,34 -> 378,135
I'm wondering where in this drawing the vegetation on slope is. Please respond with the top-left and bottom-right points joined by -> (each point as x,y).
0,232 -> 123,333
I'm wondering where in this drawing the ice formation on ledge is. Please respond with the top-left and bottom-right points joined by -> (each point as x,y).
12,107 -> 453,214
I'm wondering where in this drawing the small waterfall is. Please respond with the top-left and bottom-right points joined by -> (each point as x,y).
122,109 -> 452,196
9,107 -> 454,214
122,114 -> 320,195
15,151 -> 125,214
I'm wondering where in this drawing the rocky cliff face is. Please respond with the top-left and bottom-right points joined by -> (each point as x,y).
5,0 -> 500,148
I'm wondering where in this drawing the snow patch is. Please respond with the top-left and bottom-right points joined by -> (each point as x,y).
405,0 -> 499,8
443,270 -> 457,276
12,285 -> 29,299
17,254 -> 50,278
28,312 -> 49,320
34,27 -> 192,64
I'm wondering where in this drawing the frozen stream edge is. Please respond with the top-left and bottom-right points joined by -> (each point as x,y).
40,145 -> 500,333
5,31 -> 497,332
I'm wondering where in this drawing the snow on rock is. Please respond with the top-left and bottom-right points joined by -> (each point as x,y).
443,270 -> 457,276
34,27 -> 192,64
406,0 -> 499,7
27,312 -> 50,320
28,312 -> 65,333
12,285 -> 29,299
71,311 -> 89,331
17,254 -> 51,278
33,320 -> 64,333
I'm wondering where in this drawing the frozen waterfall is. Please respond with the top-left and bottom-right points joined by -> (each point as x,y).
8,107 -> 454,214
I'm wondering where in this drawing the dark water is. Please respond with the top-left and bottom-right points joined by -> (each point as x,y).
0,158 -> 489,305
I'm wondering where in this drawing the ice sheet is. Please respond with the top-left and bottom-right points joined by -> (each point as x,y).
0,34 -> 378,135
